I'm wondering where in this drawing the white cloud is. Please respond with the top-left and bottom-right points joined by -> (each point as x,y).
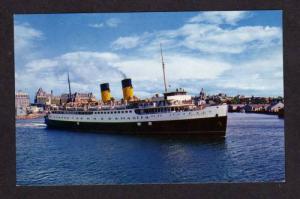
16,51 -> 128,99
186,25 -> 280,54
16,12 -> 283,99
167,55 -> 231,80
88,18 -> 121,29
114,53 -> 231,81
108,11 -> 283,97
14,23 -> 43,56
215,49 -> 283,95
112,16 -> 281,55
106,18 -> 121,27
188,11 -> 249,25
155,23 -> 282,54
112,36 -> 141,50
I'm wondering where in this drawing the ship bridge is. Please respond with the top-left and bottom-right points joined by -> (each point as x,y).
163,89 -> 191,101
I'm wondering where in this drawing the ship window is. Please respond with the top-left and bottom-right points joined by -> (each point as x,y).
115,118 -> 118,120
118,111 -> 120,113
114,111 -> 117,114
125,111 -> 128,113
127,117 -> 130,120
129,110 -> 132,113
104,112 -> 106,114
121,111 -> 124,113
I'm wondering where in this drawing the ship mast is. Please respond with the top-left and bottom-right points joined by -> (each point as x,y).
67,72 -> 72,102
160,43 -> 168,93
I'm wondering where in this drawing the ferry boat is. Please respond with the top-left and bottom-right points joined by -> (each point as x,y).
45,46 -> 228,136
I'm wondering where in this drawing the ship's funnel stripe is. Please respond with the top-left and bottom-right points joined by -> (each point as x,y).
121,78 -> 134,100
100,83 -> 110,91
121,78 -> 132,88
100,83 -> 111,102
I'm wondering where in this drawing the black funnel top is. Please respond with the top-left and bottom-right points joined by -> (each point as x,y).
121,78 -> 132,88
100,83 -> 110,91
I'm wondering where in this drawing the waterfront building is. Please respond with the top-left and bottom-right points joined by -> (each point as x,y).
267,102 -> 284,112
60,93 -> 70,104
228,104 -> 245,112
244,104 -> 269,112
35,88 -> 52,105
60,92 -> 96,105
51,96 -> 61,106
35,88 -> 62,106
74,92 -> 96,103
15,91 -> 30,116
15,91 -> 30,108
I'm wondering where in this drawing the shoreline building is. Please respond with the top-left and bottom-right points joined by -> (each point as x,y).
35,88 -> 52,106
15,91 -> 30,116
60,92 -> 97,105
35,88 -> 61,106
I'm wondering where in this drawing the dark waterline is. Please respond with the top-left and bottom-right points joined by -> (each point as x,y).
16,113 -> 284,185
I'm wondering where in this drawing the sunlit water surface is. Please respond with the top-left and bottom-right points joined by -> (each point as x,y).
16,113 -> 284,185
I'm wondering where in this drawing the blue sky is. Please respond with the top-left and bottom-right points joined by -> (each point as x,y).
14,11 -> 283,101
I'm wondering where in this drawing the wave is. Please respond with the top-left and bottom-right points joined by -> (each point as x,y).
16,122 -> 47,128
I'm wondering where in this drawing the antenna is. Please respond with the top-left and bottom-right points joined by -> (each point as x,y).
67,72 -> 72,102
160,43 -> 168,93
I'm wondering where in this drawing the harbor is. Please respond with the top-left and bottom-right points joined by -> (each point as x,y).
15,87 -> 284,120
16,112 -> 284,185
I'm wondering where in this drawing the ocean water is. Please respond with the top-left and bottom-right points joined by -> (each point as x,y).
16,113 -> 284,185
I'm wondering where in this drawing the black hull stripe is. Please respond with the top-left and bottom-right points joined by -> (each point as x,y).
45,116 -> 227,136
